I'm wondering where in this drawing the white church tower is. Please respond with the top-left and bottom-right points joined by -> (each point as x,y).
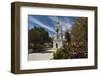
53,16 -> 63,48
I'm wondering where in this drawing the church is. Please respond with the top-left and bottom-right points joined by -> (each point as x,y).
53,17 -> 65,48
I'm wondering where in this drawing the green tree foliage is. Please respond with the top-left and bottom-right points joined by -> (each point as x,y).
71,17 -> 87,42
53,48 -> 64,59
70,17 -> 88,58
28,27 -> 51,51
53,44 -> 72,59
65,31 -> 71,44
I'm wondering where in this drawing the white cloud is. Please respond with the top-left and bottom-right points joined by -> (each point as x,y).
29,16 -> 56,33
62,22 -> 72,31
48,16 -> 58,22
28,23 -> 34,30
48,16 -> 73,32
61,17 -> 73,31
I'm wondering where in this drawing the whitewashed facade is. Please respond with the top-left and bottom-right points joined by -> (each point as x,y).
53,17 -> 63,48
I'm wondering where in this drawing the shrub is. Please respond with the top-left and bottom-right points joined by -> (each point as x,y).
53,48 -> 64,59
53,42 -> 87,59
53,45 -> 71,59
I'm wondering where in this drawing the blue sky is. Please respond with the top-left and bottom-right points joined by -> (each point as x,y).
28,15 -> 77,37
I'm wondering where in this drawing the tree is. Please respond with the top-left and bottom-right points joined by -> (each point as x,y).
70,17 -> 88,58
28,27 -> 51,51
65,31 -> 71,44
71,17 -> 87,42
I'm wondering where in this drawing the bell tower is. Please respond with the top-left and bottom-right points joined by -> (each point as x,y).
53,16 -> 63,48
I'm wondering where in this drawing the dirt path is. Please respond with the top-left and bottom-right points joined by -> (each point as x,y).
28,48 -> 55,61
